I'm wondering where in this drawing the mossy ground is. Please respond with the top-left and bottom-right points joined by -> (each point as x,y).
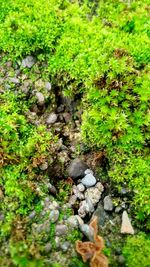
0,0 -> 150,266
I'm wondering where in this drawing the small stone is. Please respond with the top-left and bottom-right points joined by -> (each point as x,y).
55,236 -> 60,248
121,211 -> 134,234
22,56 -> 36,68
67,158 -> 89,180
36,92 -> 45,106
75,215 -> 84,226
77,183 -> 85,192
45,82 -> 52,91
80,224 -> 94,242
85,186 -> 104,206
84,169 -> 94,175
40,162 -> 48,171
9,77 -> 20,84
47,183 -> 57,195
86,197 -> 95,213
118,255 -> 125,264
44,242 -> 52,253
56,225 -> 68,236
67,216 -> 79,228
115,206 -> 122,213
63,112 -> 71,123
46,113 -> 57,124
68,195 -> 77,206
29,211 -> 36,219
104,196 -> 114,211
78,200 -> 89,218
49,201 -> 60,210
49,210 -> 59,223
0,214 -> 4,221
57,104 -> 64,113
81,173 -> 96,188
61,241 -> 70,252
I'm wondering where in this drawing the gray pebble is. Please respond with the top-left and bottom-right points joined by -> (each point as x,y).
36,92 -> 45,106
45,82 -> 52,91
44,242 -> 52,253
60,241 -> 70,252
67,216 -> 79,228
56,225 -> 68,236
49,210 -> 59,223
80,224 -> 94,242
29,211 -> 36,219
86,197 -> 95,213
77,183 -> 85,192
46,113 -> 57,124
68,195 -> 77,206
9,77 -> 20,84
81,173 -> 96,188
84,169 -> 94,175
67,158 -> 89,180
22,56 -> 36,68
104,195 -> 114,211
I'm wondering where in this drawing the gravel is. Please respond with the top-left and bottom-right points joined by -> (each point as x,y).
81,173 -> 97,188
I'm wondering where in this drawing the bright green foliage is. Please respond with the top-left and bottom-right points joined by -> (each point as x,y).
123,233 -> 150,267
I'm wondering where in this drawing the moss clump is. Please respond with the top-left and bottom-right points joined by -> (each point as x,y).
123,233 -> 150,267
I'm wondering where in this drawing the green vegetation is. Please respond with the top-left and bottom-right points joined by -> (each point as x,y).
0,0 -> 150,266
123,233 -> 150,267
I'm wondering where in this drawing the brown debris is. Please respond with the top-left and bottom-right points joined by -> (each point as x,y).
76,216 -> 109,267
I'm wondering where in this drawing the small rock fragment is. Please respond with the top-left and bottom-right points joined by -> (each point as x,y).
81,173 -> 96,188
67,216 -> 79,228
40,162 -> 48,170
44,242 -> 52,253
86,197 -> 95,213
68,195 -> 77,206
121,211 -> 134,234
9,77 -> 20,84
29,211 -> 36,219
104,195 -> 114,211
36,92 -> 45,106
60,241 -> 70,252
49,210 -> 59,223
22,56 -> 36,68
84,169 -> 94,175
46,113 -> 57,124
85,185 -> 104,206
67,158 -> 89,180
56,225 -> 68,236
80,224 -> 94,242
45,82 -> 52,91
77,183 -> 85,192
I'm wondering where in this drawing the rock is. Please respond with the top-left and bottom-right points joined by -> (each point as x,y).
45,82 -> 52,91
57,104 -> 64,113
67,216 -> 79,228
86,197 -> 95,213
56,225 -> 68,236
48,184 -> 57,196
67,158 -> 89,180
75,215 -> 84,226
77,183 -> 85,192
92,203 -> 108,227
84,169 -> 94,175
44,242 -> 52,253
121,211 -> 134,234
60,241 -> 70,252
118,255 -> 125,264
81,173 -> 96,188
48,201 -> 60,210
63,112 -> 71,123
104,195 -> 114,211
29,211 -> 36,219
68,195 -> 77,206
80,224 -> 94,242
22,56 -> 36,68
85,185 -> 104,206
46,113 -> 57,124
78,200 -> 89,218
36,92 -> 45,106
9,77 -> 20,84
115,206 -> 122,213
40,162 -> 48,170
49,210 -> 59,223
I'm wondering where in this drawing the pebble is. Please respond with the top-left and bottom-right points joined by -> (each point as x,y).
9,77 -> 20,84
21,56 -> 36,68
121,211 -> 134,234
78,200 -> 90,218
104,195 -> 114,211
49,201 -> 60,210
49,210 -> 59,223
85,185 -> 104,206
36,92 -> 45,106
44,242 -> 52,253
56,225 -> 68,236
115,206 -> 122,213
80,224 -> 94,242
81,173 -> 96,188
86,197 -> 95,213
40,162 -> 48,170
46,113 -> 57,124
67,158 -> 89,180
67,216 -> 79,228
68,195 -> 77,206
77,183 -> 85,192
29,211 -> 36,219
60,241 -> 70,252
84,169 -> 94,175
45,82 -> 52,91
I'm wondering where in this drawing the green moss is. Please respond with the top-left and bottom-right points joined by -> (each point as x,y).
123,233 -> 150,267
